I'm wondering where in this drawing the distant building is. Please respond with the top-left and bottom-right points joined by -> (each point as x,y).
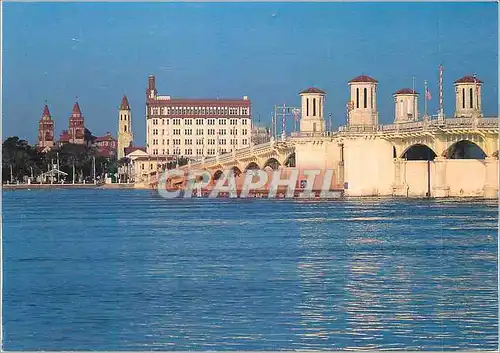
57,130 -> 71,148
95,132 -> 117,159
145,75 -> 252,159
251,125 -> 271,145
117,95 -> 134,160
38,104 -> 55,149
68,102 -> 85,144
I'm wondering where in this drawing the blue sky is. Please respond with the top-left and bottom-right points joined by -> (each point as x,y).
3,2 -> 498,144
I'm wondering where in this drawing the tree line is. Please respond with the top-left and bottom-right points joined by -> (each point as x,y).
2,136 -> 121,183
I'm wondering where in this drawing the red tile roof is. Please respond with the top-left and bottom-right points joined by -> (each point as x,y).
454,75 -> 483,84
148,98 -> 251,106
59,130 -> 70,142
299,87 -> 326,95
42,104 -> 51,118
394,88 -> 418,95
349,75 -> 378,83
120,95 -> 130,110
125,146 -> 147,155
72,102 -> 82,116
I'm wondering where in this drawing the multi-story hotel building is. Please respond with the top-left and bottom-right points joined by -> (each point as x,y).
145,75 -> 252,159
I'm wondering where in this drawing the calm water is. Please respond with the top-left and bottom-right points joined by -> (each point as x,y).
2,189 -> 498,351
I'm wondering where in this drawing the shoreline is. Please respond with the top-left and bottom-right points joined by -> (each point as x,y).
2,183 -> 497,200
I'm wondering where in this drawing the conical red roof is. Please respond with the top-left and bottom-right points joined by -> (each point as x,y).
42,104 -> 51,117
120,95 -> 130,110
454,75 -> 483,84
72,102 -> 82,115
349,75 -> 378,83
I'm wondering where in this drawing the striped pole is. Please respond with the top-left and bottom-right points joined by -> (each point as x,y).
439,64 -> 444,120
282,103 -> 286,139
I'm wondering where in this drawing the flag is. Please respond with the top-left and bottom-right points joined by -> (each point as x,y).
425,87 -> 432,100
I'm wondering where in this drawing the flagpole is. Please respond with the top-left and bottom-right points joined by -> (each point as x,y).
439,64 -> 444,121
424,80 -> 428,117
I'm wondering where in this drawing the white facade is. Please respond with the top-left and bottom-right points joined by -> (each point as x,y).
145,76 -> 252,159
348,75 -> 379,126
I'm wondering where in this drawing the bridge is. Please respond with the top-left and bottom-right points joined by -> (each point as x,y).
178,116 -> 498,175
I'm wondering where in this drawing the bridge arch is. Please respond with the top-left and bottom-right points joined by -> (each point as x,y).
443,140 -> 487,159
244,162 -> 260,171
263,157 -> 281,170
231,166 -> 242,177
213,170 -> 223,181
284,152 -> 296,167
401,144 -> 437,161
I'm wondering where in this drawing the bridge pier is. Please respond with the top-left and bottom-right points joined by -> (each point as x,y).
392,158 -> 409,196
432,157 -> 450,198
483,156 -> 499,198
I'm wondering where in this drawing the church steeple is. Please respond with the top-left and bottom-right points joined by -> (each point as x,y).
38,103 -> 54,149
42,104 -> 51,118
117,95 -> 133,159
120,95 -> 131,110
72,101 -> 82,117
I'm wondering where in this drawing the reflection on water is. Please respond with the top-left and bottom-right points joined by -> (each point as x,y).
2,190 -> 498,350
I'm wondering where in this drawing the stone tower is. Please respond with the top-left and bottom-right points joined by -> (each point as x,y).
393,88 -> 419,123
69,101 -> 85,144
38,104 -> 55,149
347,75 -> 379,126
454,75 -> 483,118
299,87 -> 326,133
117,95 -> 133,159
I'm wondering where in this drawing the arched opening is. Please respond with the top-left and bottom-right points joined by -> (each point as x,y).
244,162 -> 260,171
402,144 -> 437,161
392,146 -> 397,159
231,166 -> 242,177
263,158 -> 281,170
284,153 -> 296,167
213,170 -> 223,181
445,140 -> 486,159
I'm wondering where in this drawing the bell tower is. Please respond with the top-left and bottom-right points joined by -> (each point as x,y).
299,87 -> 326,133
117,95 -> 133,159
454,75 -> 483,118
38,104 -> 55,149
69,101 -> 85,144
393,88 -> 419,123
347,75 -> 379,126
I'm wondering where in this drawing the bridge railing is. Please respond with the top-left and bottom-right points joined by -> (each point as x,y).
339,116 -> 498,133
290,131 -> 337,137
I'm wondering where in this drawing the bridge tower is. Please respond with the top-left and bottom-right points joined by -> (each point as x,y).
454,75 -> 483,118
299,87 -> 326,133
348,75 -> 379,126
117,95 -> 134,159
393,88 -> 419,123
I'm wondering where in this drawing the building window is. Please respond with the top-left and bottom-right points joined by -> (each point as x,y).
364,88 -> 367,108
356,88 -> 359,109
462,88 -> 465,109
306,99 -> 309,116
469,88 -> 473,109
313,98 -> 316,116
